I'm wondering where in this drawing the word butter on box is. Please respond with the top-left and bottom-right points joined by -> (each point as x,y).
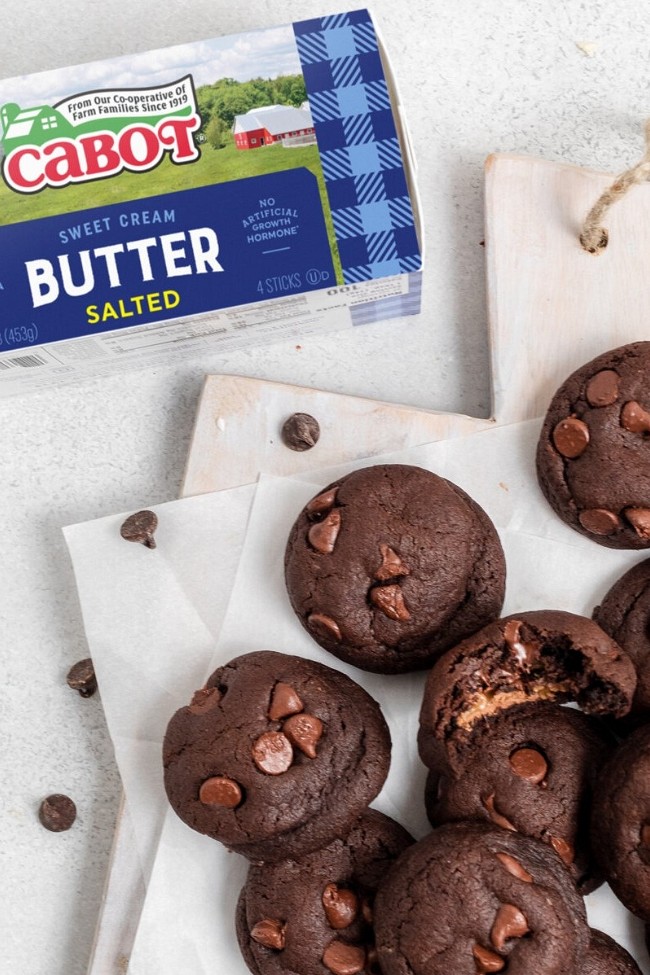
0,9 -> 422,394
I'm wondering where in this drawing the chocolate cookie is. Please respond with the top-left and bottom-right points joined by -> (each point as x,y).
593,558 -> 650,720
163,651 -> 391,862
284,464 -> 506,674
590,723 -> 650,921
374,822 -> 589,975
236,808 -> 413,975
536,342 -> 650,548
581,930 -> 642,975
418,610 -> 635,772
424,702 -> 613,893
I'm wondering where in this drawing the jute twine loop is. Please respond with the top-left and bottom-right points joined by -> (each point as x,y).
580,120 -> 650,254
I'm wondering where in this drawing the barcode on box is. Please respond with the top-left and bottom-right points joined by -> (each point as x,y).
0,353 -> 47,368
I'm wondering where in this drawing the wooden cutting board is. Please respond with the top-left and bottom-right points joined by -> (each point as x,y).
87,150 -> 650,974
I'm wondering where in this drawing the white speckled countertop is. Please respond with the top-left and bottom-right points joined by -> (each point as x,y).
2,1 -> 650,972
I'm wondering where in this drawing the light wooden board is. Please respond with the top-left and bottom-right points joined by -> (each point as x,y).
88,151 -> 650,973
486,153 -> 650,424
181,376 -> 491,495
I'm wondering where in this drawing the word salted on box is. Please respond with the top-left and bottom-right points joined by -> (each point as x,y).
0,9 -> 422,395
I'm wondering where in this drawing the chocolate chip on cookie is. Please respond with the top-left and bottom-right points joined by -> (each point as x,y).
285,464 -> 506,674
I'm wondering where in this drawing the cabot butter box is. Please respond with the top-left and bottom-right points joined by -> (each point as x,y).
0,10 -> 422,394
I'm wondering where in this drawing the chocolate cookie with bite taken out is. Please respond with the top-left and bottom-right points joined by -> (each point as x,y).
536,342 -> 650,548
236,808 -> 413,975
424,702 -> 613,893
418,610 -> 635,774
590,723 -> 650,922
284,464 -> 506,674
163,651 -> 391,863
374,822 -> 589,975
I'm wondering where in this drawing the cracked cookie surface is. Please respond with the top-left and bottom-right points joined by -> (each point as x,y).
536,342 -> 650,549
284,464 -> 506,674
374,822 -> 589,975
163,650 -> 391,862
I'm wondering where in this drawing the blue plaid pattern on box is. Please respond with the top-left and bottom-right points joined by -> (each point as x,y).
294,10 -> 421,286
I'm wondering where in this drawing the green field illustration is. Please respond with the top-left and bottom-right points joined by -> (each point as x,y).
0,72 -> 343,284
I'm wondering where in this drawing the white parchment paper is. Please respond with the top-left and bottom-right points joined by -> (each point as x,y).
64,419 -> 649,973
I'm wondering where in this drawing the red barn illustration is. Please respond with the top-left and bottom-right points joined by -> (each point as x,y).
233,104 -> 315,150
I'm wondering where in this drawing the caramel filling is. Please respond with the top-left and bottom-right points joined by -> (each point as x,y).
455,682 -> 574,730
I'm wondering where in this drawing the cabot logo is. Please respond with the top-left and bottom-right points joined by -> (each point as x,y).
0,76 -> 201,194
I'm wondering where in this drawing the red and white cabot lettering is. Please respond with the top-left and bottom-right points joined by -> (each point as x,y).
3,114 -> 201,193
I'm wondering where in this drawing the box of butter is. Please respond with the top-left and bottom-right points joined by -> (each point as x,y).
0,9 -> 422,394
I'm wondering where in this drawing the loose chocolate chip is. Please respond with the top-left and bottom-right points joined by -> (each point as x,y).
369,584 -> 410,621
252,731 -> 293,775
188,686 -> 221,715
322,940 -> 366,975
38,794 -> 77,832
495,852 -> 533,883
306,487 -> 338,516
490,903 -> 529,951
621,400 -> 650,433
120,509 -> 158,548
322,883 -> 360,929
508,746 -> 548,785
502,620 -> 536,668
472,944 -> 505,973
578,508 -> 622,535
625,507 -> 650,540
268,682 -> 304,721
283,713 -> 324,759
548,835 -> 575,865
251,918 -> 286,950
585,369 -> 619,407
308,510 -> 342,554
482,794 -> 517,832
281,413 -> 320,451
552,417 -> 590,458
199,775 -> 242,808
374,544 -> 410,582
66,658 -> 97,698
308,613 -> 342,642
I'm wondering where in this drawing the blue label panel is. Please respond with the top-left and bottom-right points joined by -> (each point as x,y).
0,169 -> 335,351
294,10 -> 421,286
